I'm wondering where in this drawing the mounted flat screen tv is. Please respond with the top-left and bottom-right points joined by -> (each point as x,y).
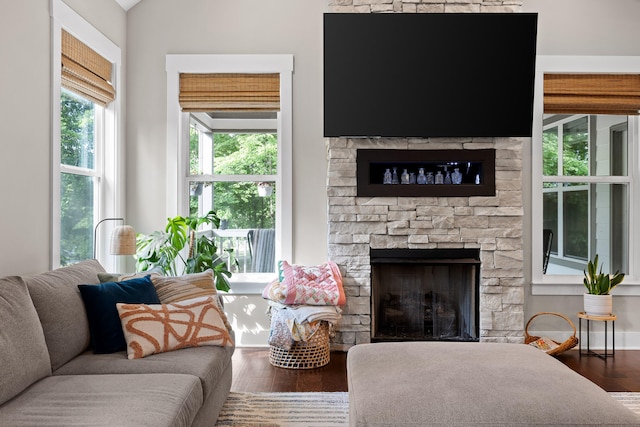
324,13 -> 538,138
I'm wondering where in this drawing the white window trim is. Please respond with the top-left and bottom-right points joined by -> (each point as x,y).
51,0 -> 123,271
166,55 -> 294,293
531,55 -> 640,295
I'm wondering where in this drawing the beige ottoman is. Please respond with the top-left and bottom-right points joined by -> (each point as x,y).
347,342 -> 640,426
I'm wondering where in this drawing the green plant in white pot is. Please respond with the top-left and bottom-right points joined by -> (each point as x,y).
583,254 -> 624,316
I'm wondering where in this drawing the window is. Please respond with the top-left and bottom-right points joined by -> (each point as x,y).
188,113 -> 278,275
59,88 -> 101,265
51,0 -> 122,271
532,56 -> 640,294
542,114 -> 629,274
166,55 -> 293,290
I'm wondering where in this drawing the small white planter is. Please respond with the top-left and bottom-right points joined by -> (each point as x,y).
583,293 -> 613,316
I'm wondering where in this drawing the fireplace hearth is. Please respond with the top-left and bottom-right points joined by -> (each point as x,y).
371,249 -> 480,342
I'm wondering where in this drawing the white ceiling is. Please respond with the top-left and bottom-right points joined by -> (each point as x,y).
115,0 -> 141,11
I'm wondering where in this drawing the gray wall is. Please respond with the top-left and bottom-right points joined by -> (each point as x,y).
125,0 -> 328,345
126,0 -> 329,270
125,0 -> 640,346
522,0 -> 640,346
0,0 -> 126,276
523,0 -> 640,56
1,0 -> 639,346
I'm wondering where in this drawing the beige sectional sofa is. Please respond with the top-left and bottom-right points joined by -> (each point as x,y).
0,260 -> 234,427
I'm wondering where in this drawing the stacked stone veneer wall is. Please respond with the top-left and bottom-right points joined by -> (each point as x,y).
326,0 -> 525,351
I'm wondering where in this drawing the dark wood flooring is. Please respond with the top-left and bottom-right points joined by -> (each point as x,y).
231,347 -> 640,393
231,348 -> 347,393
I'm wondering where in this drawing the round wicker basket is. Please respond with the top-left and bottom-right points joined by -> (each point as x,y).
524,312 -> 578,356
269,321 -> 330,369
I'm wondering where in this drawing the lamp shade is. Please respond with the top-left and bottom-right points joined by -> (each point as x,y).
110,225 -> 136,255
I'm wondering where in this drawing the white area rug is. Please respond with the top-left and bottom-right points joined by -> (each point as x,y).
215,392 -> 348,426
611,392 -> 640,416
214,391 -> 640,426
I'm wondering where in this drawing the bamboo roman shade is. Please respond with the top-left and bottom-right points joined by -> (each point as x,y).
179,73 -> 280,112
61,30 -> 115,106
544,73 -> 640,115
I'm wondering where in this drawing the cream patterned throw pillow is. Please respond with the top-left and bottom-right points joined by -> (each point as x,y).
151,270 -> 217,303
117,296 -> 234,360
150,270 -> 232,331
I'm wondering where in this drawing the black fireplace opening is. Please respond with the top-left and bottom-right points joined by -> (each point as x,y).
370,248 -> 480,343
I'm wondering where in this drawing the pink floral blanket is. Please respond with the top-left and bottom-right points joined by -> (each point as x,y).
262,260 -> 346,306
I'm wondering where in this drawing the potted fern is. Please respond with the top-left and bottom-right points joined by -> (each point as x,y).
583,254 -> 624,316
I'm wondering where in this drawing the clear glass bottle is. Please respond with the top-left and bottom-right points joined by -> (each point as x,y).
383,168 -> 392,184
426,171 -> 434,185
444,170 -> 452,185
401,168 -> 410,184
435,171 -> 444,184
417,168 -> 427,184
452,167 -> 462,185
392,167 -> 399,184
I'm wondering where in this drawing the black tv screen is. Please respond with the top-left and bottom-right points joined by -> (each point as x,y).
324,13 -> 538,138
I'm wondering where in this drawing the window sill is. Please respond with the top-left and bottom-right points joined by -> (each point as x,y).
532,281 -> 640,296
223,272 -> 276,295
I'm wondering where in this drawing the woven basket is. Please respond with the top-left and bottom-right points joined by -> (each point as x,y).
269,321 -> 330,369
525,312 -> 578,356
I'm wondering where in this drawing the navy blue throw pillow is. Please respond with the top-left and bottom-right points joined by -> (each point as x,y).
78,275 -> 160,354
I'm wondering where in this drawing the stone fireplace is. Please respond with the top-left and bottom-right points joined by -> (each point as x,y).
325,0 -> 526,351
327,137 -> 525,350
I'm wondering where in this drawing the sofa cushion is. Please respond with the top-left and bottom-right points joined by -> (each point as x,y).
0,373 -> 202,427
100,270 -> 232,332
54,344 -> 234,400
0,276 -> 51,406
97,266 -> 163,284
24,259 -> 105,371
117,296 -> 234,359
78,275 -> 160,354
151,270 -> 217,302
151,270 -> 232,331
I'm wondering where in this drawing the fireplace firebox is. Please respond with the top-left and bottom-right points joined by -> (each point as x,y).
371,248 -> 480,342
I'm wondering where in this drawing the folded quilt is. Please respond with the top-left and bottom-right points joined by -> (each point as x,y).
268,305 -> 324,350
268,307 -> 296,350
269,301 -> 342,324
262,260 -> 346,306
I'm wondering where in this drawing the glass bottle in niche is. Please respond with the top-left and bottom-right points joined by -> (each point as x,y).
452,168 -> 462,185
401,168 -> 410,184
392,167 -> 399,184
409,172 -> 416,184
426,171 -> 434,185
475,173 -> 481,184
417,168 -> 427,184
444,170 -> 452,185
435,171 -> 444,184
383,168 -> 392,184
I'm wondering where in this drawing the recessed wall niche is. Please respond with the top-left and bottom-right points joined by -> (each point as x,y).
356,149 -> 496,197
